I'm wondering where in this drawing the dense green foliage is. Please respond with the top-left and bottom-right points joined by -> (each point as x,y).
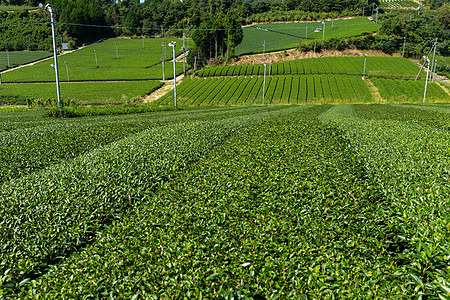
0,80 -> 163,106
197,56 -> 421,79
158,74 -> 374,106
0,104 -> 448,298
1,38 -> 184,82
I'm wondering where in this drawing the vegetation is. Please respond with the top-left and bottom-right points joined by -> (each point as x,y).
158,74 -> 375,106
1,38 -> 185,82
0,80 -> 163,106
0,50 -> 51,71
197,56 -> 422,80
235,17 -> 380,56
0,104 -> 449,298
371,77 -> 449,101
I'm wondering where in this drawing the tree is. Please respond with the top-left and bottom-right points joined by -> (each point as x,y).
191,11 -> 243,62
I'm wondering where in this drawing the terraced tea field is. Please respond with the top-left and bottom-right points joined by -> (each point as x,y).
0,51 -> 52,72
0,104 -> 448,298
197,56 -> 422,79
1,38 -> 185,83
0,81 -> 163,106
160,56 -> 449,105
236,17 -> 380,55
158,74 -> 374,105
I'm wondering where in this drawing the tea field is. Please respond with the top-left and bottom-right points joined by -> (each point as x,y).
158,74 -> 374,105
0,51 -> 52,72
0,104 -> 449,298
236,17 -> 380,55
1,38 -> 185,83
197,56 -> 422,80
0,81 -> 163,106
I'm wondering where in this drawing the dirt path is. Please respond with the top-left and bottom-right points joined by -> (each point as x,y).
145,73 -> 185,103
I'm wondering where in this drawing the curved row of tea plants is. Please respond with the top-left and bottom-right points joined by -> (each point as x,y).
196,56 -> 421,80
158,74 -> 373,106
0,106 -> 281,185
15,104 -> 449,298
0,105 -> 296,295
319,105 -> 450,298
12,105 -> 397,298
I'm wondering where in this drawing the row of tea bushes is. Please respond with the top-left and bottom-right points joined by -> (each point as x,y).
319,104 -> 450,297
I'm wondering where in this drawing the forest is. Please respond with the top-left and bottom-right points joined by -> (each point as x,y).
0,0 -> 448,61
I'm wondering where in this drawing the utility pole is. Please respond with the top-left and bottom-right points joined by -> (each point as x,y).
6,49 -> 10,68
182,32 -> 186,75
372,3 -> 375,15
430,39 -> 438,82
322,21 -> 325,42
362,54 -> 367,80
423,56 -> 430,102
376,8 -> 378,24
269,53 -> 272,76
314,39 -> 316,57
169,41 -> 177,108
262,38 -> 266,63
162,26 -> 165,81
262,62 -> 267,104
40,3 -> 61,108
193,56 -> 197,77
402,37 -> 406,57
94,50 -> 98,68
63,61 -> 69,83
432,59 -> 437,82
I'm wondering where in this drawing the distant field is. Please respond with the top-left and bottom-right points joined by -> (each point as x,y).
379,0 -> 419,9
0,51 -> 52,72
0,81 -> 163,105
236,17 -> 380,56
197,56 -> 422,80
157,74 -> 374,106
1,38 -> 186,82
0,5 -> 37,11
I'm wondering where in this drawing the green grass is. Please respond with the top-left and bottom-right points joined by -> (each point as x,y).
2,38 -> 186,82
0,81 -> 163,106
236,17 -> 380,56
0,51 -> 52,71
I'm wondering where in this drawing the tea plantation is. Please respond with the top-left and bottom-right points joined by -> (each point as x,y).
0,104 -> 449,298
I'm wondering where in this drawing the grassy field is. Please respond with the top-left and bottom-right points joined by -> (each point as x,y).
236,17 -> 380,56
1,38 -> 186,82
0,51 -> 52,71
0,104 -> 449,298
0,81 -> 163,106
